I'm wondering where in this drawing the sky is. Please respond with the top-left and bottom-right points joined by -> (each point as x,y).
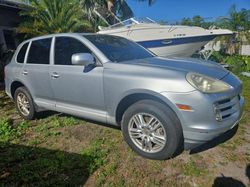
126,0 -> 250,23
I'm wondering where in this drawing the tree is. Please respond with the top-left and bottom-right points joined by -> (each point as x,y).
180,17 -> 192,26
81,0 -> 156,28
192,15 -> 204,27
180,16 -> 208,27
216,5 -> 250,55
18,0 -> 92,37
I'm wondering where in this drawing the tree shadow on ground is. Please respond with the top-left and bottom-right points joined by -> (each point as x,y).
0,142 -> 97,187
212,164 -> 250,187
0,90 -> 14,110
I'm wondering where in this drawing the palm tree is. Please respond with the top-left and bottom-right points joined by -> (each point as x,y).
81,0 -> 133,21
81,0 -> 104,24
81,0 -> 156,28
216,5 -> 250,55
18,0 -> 92,37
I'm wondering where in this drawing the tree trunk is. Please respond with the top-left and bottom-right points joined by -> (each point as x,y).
107,0 -> 115,14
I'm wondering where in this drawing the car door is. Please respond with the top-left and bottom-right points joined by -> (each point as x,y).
50,36 -> 105,122
21,37 -> 55,109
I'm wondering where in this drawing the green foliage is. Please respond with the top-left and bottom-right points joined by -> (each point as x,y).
209,51 -> 225,63
216,5 -> 250,31
60,116 -> 81,126
81,138 -> 109,173
34,115 -> 81,138
80,0 -> 134,30
242,56 -> 250,72
80,0 -> 155,30
0,118 -> 13,142
0,118 -> 28,142
224,55 -> 246,74
18,0 -> 93,37
209,52 -> 250,74
215,5 -> 250,54
179,15 -> 213,29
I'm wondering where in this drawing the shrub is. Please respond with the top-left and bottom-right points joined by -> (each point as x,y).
209,52 -> 249,74
242,56 -> 250,72
224,55 -> 247,74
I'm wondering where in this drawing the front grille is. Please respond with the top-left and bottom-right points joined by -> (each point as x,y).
213,95 -> 240,121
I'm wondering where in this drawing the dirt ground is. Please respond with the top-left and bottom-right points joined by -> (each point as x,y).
0,76 -> 249,187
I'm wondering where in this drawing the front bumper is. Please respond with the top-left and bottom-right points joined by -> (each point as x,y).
184,100 -> 243,151
160,73 -> 244,150
188,124 -> 239,152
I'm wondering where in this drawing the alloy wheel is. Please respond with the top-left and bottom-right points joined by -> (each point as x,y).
16,92 -> 30,116
128,113 -> 167,153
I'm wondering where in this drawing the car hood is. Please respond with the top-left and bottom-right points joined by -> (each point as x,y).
121,57 -> 229,80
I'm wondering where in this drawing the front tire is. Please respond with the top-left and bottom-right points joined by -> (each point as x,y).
121,100 -> 183,160
14,87 -> 36,120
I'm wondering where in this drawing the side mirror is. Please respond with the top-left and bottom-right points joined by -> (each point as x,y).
71,53 -> 95,66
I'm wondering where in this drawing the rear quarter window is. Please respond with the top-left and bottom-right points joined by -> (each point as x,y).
16,42 -> 29,63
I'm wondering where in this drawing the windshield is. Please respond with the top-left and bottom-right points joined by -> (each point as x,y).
85,35 -> 154,62
136,17 -> 156,24
107,17 -> 156,29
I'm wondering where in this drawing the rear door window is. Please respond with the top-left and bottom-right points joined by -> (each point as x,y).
17,42 -> 29,63
54,37 -> 91,65
27,38 -> 52,64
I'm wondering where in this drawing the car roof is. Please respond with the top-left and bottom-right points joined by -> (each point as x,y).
22,33 -> 102,42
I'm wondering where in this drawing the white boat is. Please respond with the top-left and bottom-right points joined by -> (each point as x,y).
97,17 -> 233,57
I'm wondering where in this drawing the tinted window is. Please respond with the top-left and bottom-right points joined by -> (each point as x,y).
55,37 -> 91,65
85,35 -> 154,62
27,38 -> 51,64
17,42 -> 29,63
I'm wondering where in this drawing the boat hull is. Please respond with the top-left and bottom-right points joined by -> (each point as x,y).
136,35 -> 217,57
98,23 -> 232,57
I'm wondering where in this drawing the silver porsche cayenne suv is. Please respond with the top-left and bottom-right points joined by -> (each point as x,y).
5,33 -> 244,160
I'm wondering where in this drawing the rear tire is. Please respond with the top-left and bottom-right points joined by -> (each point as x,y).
14,87 -> 36,120
121,99 -> 183,160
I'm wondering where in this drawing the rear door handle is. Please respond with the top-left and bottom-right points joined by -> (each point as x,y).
51,72 -> 60,78
22,70 -> 28,75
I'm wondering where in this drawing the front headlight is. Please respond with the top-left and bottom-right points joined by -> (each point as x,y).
186,72 -> 232,93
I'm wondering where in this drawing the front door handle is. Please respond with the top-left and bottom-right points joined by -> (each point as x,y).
51,72 -> 60,78
22,70 -> 28,75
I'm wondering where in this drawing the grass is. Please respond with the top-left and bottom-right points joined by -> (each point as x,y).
0,118 -> 29,142
80,138 -> 109,174
0,75 -> 250,186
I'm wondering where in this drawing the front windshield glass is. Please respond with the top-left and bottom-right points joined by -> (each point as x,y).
108,18 -> 138,29
108,17 -> 155,29
136,17 -> 156,24
85,35 -> 154,62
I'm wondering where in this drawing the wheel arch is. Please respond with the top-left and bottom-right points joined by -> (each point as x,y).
115,91 -> 183,127
10,80 -> 26,98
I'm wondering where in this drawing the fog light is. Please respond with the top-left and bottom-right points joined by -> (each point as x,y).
213,105 -> 222,121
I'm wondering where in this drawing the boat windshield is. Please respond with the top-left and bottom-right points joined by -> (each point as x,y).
84,34 -> 154,62
108,17 -> 156,29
